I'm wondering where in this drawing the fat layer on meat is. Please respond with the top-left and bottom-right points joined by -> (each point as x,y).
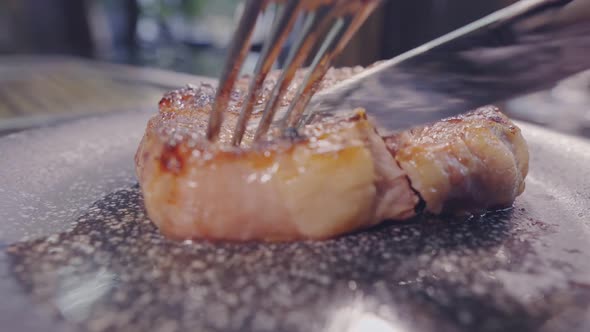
385,106 -> 529,215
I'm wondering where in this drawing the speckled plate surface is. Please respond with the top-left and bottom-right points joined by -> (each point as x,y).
1,109 -> 589,332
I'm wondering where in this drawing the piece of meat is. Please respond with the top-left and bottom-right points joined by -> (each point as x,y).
135,67 -> 529,241
384,106 -> 529,215
137,108 -> 418,241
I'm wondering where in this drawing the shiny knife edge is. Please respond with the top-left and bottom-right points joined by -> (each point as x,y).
307,0 -> 590,133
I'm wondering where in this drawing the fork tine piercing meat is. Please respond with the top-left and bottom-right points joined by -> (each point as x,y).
135,67 -> 529,242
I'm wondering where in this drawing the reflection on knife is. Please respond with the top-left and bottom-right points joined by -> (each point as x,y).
309,0 -> 590,134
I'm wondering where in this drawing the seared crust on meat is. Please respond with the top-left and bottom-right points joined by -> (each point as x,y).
385,105 -> 529,215
136,67 -> 419,241
137,109 -> 418,241
135,66 -> 529,241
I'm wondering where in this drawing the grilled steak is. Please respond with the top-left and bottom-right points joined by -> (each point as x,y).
135,67 -> 529,241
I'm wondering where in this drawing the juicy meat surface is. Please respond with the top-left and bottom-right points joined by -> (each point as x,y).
135,66 -> 529,241
385,106 -> 529,215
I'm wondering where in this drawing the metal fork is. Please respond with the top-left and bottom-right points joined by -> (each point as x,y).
206,0 -> 381,145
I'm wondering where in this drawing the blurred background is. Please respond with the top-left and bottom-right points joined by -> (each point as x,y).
1,0 -> 589,136
0,0 -> 515,75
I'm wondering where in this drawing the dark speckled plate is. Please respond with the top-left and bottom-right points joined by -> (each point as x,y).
1,109 -> 590,332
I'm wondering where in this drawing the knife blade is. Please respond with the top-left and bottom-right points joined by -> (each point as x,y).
308,0 -> 590,134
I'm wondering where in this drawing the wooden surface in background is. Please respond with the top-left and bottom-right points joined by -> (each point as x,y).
0,56 -> 212,134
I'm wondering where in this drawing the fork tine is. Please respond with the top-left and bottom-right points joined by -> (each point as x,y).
250,7 -> 334,143
207,0 -> 268,141
280,1 -> 382,130
231,0 -> 304,145
277,17 -> 347,130
213,0 -> 381,143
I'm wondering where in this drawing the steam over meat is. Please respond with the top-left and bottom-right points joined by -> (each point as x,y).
135,67 -> 529,241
